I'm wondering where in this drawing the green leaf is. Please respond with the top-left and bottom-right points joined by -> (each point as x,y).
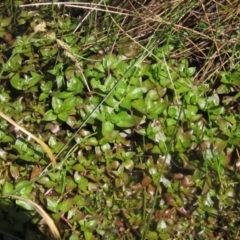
105,95 -> 119,108
58,111 -> 69,121
57,91 -> 74,99
123,159 -> 134,170
73,164 -> 85,172
52,96 -> 62,111
146,231 -> 159,239
198,97 -> 207,110
159,71 -> 171,87
10,74 -> 25,90
9,54 -> 22,71
2,181 -> 14,194
48,135 -> 58,148
74,195 -> 88,207
148,101 -> 167,116
146,89 -> 161,100
48,63 -> 64,88
40,48 -> 53,58
13,141 -> 35,157
127,86 -> 147,100
101,143 -> 111,153
168,106 -> 180,119
0,92 -> 10,102
43,110 -> 57,121
27,72 -> 43,88
46,198 -> 58,212
69,234 -> 79,240
229,137 -> 240,146
15,180 -> 32,195
185,91 -> 199,104
15,199 -> 34,210
10,165 -> 20,180
41,81 -> 53,93
147,120 -> 166,143
102,121 -> 114,136
104,75 -> 116,91
216,84 -> 230,94
120,96 -> 131,109
67,116 -> 77,128
175,129 -> 191,152
39,92 -> 49,101
84,232 -> 93,240
220,71 -> 240,85
67,77 -> 83,93
209,106 -> 225,116
186,67 -> 196,77
63,97 -> 76,112
0,131 -> 14,143
217,117 -> 231,136
90,78 -> 101,90
86,219 -> 97,229
1,17 -> 12,27
78,178 -> 88,192
19,155 -> 37,162
116,111 -> 135,127
184,105 -> 198,120
131,99 -> 147,114
115,81 -> 127,99
57,199 -> 73,212
207,94 -> 219,107
84,137 -> 98,146
213,139 -> 227,154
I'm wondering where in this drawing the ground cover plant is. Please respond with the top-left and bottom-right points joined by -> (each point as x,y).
0,0 -> 240,239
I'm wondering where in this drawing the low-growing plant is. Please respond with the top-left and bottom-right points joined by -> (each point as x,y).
0,0 -> 240,239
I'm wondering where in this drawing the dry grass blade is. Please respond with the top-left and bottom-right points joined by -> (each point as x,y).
19,2 -> 131,15
1,195 -> 61,240
0,112 -> 56,167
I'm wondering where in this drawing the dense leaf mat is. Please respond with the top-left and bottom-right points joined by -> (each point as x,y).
0,0 -> 240,239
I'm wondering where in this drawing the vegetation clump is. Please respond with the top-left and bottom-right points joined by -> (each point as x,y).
0,0 -> 239,239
